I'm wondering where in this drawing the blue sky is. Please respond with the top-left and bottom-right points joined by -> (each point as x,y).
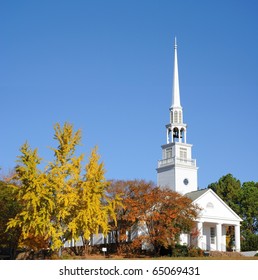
1,0 -> 258,188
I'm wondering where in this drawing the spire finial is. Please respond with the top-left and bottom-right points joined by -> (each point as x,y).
174,36 -> 177,49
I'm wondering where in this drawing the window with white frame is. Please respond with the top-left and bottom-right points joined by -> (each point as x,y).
166,148 -> 172,159
179,147 -> 187,160
179,111 -> 182,123
210,227 -> 215,244
170,112 -> 173,123
174,111 -> 178,123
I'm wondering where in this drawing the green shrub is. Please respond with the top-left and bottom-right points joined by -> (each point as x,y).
169,244 -> 204,257
241,234 -> 258,251
171,244 -> 188,257
188,246 -> 204,257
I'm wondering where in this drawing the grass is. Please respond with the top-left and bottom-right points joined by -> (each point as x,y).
56,252 -> 258,260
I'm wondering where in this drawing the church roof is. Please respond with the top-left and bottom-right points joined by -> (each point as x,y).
185,188 -> 209,201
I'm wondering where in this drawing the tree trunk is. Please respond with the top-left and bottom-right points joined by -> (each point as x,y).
82,237 -> 90,256
58,247 -> 62,258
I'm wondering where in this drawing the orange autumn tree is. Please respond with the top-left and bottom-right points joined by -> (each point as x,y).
108,180 -> 200,255
107,180 -> 133,252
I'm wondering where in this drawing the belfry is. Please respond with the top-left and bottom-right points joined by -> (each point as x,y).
157,38 -> 198,195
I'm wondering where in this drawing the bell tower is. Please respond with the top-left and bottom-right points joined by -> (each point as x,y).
157,38 -> 198,195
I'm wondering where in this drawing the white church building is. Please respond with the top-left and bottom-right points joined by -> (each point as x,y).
156,38 -> 242,252
65,39 -> 242,253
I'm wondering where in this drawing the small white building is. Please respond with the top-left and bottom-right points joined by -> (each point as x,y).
157,38 -> 242,252
184,188 -> 242,251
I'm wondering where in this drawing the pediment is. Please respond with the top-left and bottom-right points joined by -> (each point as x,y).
188,189 -> 242,223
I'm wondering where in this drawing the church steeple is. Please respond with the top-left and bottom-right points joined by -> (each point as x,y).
166,38 -> 187,144
171,37 -> 181,108
157,38 -> 198,195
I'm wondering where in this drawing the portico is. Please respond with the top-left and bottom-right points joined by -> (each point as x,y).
185,189 -> 242,252
195,221 -> 240,252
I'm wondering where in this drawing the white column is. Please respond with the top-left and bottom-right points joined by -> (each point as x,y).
216,223 -> 222,251
234,225 -> 241,252
184,129 -> 187,143
221,225 -> 227,251
197,222 -> 203,249
167,128 -> 170,144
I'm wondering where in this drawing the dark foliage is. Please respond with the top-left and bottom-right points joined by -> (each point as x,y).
241,234 -> 258,251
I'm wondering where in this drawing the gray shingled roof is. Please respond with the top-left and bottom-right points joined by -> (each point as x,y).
185,188 -> 209,201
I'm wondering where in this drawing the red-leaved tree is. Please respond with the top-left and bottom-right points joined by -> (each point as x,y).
108,180 -> 200,255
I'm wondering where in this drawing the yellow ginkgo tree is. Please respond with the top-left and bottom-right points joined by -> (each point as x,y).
69,147 -> 121,255
8,122 -> 120,256
7,142 -> 55,250
46,122 -> 84,250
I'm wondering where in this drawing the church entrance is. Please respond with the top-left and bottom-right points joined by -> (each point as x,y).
195,222 -> 240,252
203,224 -> 217,251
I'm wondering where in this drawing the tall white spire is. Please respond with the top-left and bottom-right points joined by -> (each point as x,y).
166,37 -> 186,144
171,37 -> 181,108
157,38 -> 198,195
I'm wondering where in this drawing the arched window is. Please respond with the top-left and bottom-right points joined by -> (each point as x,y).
206,202 -> 214,209
173,127 -> 179,139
